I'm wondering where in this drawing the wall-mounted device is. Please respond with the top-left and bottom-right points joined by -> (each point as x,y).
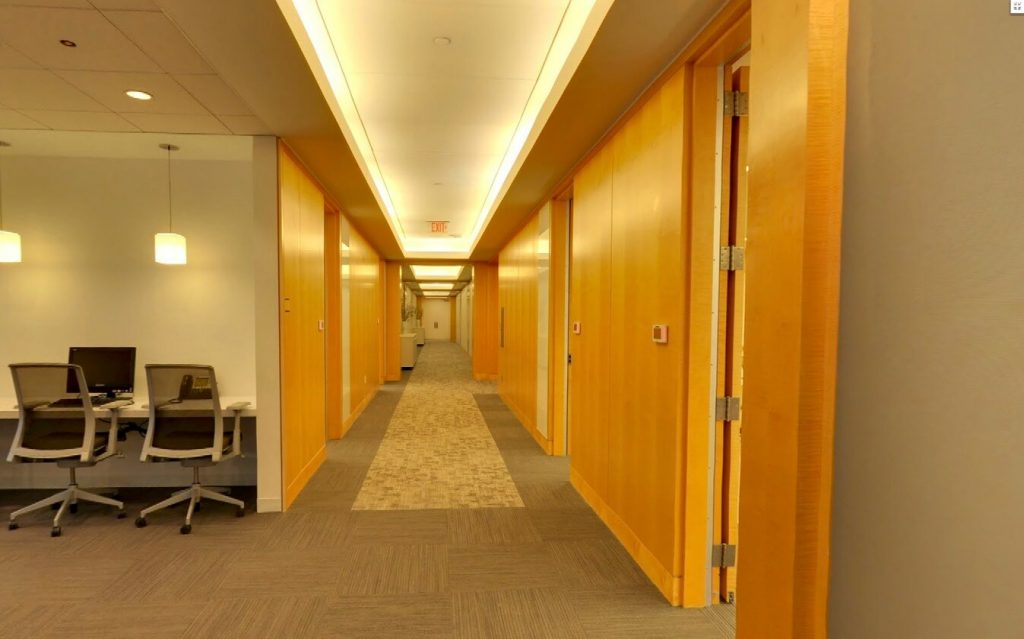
572,321 -> 581,335
652,324 -> 669,344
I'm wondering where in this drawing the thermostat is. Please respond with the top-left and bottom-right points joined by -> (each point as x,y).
652,324 -> 669,344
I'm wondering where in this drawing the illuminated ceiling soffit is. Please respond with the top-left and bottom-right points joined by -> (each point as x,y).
277,0 -> 612,260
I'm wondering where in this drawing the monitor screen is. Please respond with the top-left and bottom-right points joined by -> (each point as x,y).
66,347 -> 136,395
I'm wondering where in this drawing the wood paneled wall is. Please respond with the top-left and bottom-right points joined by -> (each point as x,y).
278,146 -> 326,509
498,213 -> 542,447
345,223 -> 383,431
568,68 -> 687,603
471,262 -> 500,381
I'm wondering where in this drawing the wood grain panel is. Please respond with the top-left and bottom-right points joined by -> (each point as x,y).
737,1 -> 847,637
549,198 -> 570,457
346,223 -> 383,430
498,212 -> 540,442
279,144 -> 326,509
471,263 -> 499,381
325,208 -> 342,440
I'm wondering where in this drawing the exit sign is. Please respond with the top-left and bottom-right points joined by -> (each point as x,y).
429,220 -> 449,234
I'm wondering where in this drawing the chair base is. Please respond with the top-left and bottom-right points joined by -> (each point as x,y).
8,484 -> 125,534
136,483 -> 244,533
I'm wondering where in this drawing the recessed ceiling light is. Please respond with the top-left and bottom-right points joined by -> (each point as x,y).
125,90 -> 153,101
419,282 -> 454,290
59,39 -> 77,48
410,264 -> 462,280
433,36 -> 451,46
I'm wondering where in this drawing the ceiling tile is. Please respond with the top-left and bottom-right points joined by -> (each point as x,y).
0,42 -> 40,69
19,109 -> 138,131
217,114 -> 271,135
0,68 -> 107,111
321,0 -> 566,79
103,10 -> 212,74
56,70 -> 207,113
0,6 -> 160,71
120,112 -> 228,134
174,74 -> 249,115
0,109 -> 47,129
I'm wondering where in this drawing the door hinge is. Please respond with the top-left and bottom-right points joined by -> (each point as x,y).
724,91 -> 749,117
719,246 -> 745,271
715,396 -> 741,421
568,353 -> 573,365
712,543 -> 737,568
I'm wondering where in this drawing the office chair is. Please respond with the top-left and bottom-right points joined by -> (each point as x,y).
135,365 -> 247,534
6,364 -> 127,537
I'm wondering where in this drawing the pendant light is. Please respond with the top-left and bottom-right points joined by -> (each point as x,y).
154,143 -> 186,265
0,141 -> 22,264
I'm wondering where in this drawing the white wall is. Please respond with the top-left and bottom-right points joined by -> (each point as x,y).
422,298 -> 450,340
831,2 -> 1024,637
0,132 -> 256,399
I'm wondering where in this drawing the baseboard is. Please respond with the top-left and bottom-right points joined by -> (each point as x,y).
499,390 -> 553,455
342,387 -> 378,435
283,445 -> 326,510
473,372 -> 498,381
256,497 -> 282,513
570,467 -> 682,606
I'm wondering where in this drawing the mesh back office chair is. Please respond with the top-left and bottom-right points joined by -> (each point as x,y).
7,364 -> 127,537
135,365 -> 247,534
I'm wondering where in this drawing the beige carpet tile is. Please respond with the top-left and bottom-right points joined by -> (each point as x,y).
547,539 -> 653,590
213,550 -> 345,598
345,509 -> 449,545
39,601 -> 204,639
453,588 -> 587,639
318,594 -> 455,638
354,342 -> 523,510
255,511 -> 352,551
566,588 -> 730,639
527,507 -> 615,541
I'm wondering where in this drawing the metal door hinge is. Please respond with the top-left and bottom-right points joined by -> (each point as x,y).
719,246 -> 745,271
712,543 -> 737,568
715,396 -> 741,421
724,91 -> 749,117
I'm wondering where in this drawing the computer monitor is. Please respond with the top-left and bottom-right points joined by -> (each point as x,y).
66,347 -> 136,397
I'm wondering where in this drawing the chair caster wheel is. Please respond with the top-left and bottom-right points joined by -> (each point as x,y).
134,517 -> 147,528
117,510 -> 127,519
69,503 -> 78,514
236,507 -> 245,518
180,524 -> 192,535
194,502 -> 201,512
51,526 -> 62,538
8,521 -> 17,531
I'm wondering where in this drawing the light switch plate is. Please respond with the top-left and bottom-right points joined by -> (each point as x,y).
652,324 -> 669,344
1013,0 -> 1024,14
572,321 -> 582,335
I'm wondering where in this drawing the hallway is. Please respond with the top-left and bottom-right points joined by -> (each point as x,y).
0,342 -> 735,638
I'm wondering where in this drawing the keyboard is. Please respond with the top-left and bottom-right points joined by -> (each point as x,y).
47,396 -> 117,408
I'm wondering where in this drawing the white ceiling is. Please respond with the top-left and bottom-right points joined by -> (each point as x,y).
0,0 -> 271,135
279,0 -> 612,259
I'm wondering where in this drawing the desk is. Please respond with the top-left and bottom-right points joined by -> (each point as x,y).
0,396 -> 258,489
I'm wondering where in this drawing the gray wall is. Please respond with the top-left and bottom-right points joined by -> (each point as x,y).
831,2 -> 1024,637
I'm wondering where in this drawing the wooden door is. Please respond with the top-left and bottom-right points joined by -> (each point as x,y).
713,61 -> 749,604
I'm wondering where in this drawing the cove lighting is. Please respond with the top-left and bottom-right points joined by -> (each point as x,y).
276,0 -> 612,259
0,230 -> 21,263
418,282 -> 454,290
154,232 -> 187,265
410,264 -> 462,280
125,90 -> 153,101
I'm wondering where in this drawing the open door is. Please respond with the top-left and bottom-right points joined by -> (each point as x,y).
712,57 -> 749,605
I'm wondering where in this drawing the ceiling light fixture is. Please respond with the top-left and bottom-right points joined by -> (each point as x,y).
59,39 -> 77,47
0,141 -> 22,264
418,282 -> 454,290
410,264 -> 462,281
154,143 -> 186,265
125,90 -> 153,101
